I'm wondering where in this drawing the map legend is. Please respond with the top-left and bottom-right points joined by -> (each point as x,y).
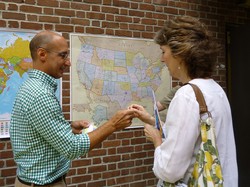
0,120 -> 10,138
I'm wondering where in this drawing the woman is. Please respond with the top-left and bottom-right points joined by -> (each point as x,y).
130,16 -> 238,186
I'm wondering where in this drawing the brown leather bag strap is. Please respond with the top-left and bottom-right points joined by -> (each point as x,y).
187,83 -> 208,115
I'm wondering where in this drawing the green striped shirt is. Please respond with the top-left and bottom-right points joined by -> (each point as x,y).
10,69 -> 90,185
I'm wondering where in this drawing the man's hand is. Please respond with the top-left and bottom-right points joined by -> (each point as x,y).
108,109 -> 136,131
70,120 -> 90,134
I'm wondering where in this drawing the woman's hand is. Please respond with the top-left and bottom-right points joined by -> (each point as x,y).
128,104 -> 155,125
144,124 -> 162,148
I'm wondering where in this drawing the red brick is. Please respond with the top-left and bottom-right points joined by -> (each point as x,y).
87,180 -> 106,187
102,6 -> 119,14
6,159 -> 16,167
27,15 -> 38,21
44,24 -> 53,30
39,16 -> 60,23
43,8 -> 54,15
71,159 -> 91,167
88,165 -> 106,173
25,0 -> 36,4
55,9 -> 75,17
2,12 -> 25,20
59,1 -> 70,9
71,3 -> 90,11
72,175 -> 91,183
37,0 -> 58,7
0,150 -> 13,159
0,160 -> 4,168
8,3 -> 18,11
140,3 -> 155,11
129,10 -> 144,17
141,18 -> 157,25
0,2 -> 5,10
103,155 -> 121,163
0,178 -> 4,186
113,0 -> 130,8
21,22 -> 42,30
116,175 -> 133,184
0,142 -> 5,150
71,18 -> 89,26
104,170 -> 120,179
6,177 -> 16,185
87,12 -> 105,20
92,5 -> 100,12
120,9 -> 128,15
87,148 -> 106,157
131,2 -> 139,9
84,0 -> 102,3
20,5 -> 42,13
118,160 -> 134,168
115,15 -> 133,23
86,27 -> 104,34
129,24 -> 145,31
1,168 -> 16,177
103,139 -> 121,147
164,6 -> 179,14
55,25 -> 74,32
103,0 -> 112,5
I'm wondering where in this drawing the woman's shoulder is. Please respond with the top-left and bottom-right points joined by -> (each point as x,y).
189,79 -> 224,94
174,78 -> 223,101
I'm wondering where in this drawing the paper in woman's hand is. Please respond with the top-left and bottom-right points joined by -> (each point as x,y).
152,89 -> 165,138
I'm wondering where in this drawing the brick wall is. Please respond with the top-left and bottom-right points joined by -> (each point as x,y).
0,0 -> 250,187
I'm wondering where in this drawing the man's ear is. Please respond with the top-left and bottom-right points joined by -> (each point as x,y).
37,48 -> 47,62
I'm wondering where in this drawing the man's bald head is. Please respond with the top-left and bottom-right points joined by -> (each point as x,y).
29,31 -> 62,60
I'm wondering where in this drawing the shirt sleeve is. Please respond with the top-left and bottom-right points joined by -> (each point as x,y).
28,92 -> 90,160
153,87 -> 200,183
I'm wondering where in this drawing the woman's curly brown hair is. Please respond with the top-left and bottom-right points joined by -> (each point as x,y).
154,16 -> 220,79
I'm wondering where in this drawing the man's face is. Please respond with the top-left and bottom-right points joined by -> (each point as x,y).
44,37 -> 71,79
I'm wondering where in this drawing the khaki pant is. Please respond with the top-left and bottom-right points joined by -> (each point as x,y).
15,177 -> 67,187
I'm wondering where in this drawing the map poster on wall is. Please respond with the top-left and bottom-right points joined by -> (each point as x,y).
0,29 -> 61,138
70,34 -> 171,127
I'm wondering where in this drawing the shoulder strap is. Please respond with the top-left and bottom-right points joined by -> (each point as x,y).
187,83 -> 208,115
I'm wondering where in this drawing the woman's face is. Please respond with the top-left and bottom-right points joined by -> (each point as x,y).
160,45 -> 181,79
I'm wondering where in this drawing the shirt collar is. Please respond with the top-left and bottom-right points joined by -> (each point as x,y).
28,69 -> 58,92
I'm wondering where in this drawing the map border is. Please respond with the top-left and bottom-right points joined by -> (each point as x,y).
69,33 -> 171,128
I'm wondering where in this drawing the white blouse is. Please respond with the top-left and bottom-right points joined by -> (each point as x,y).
153,79 -> 238,187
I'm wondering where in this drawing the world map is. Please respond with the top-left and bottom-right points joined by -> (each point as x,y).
70,34 -> 171,127
0,30 -> 36,122
0,30 -> 61,137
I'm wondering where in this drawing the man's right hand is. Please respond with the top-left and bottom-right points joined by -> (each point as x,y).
87,108 -> 137,150
109,109 -> 137,131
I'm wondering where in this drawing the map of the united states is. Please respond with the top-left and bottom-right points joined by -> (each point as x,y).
71,34 -> 170,127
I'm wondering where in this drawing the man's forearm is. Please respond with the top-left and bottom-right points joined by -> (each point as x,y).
87,121 -> 116,150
